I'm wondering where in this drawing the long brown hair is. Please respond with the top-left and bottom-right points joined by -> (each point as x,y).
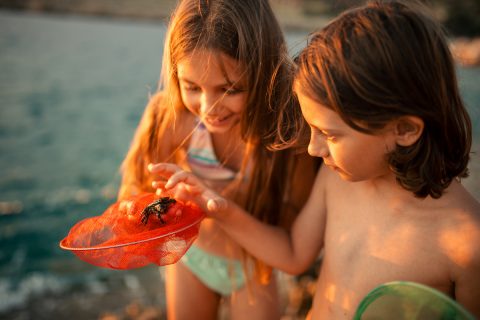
295,0 -> 472,198
119,0 -> 315,281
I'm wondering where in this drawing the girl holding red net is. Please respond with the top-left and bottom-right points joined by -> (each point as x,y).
151,1 -> 480,318
118,0 -> 319,318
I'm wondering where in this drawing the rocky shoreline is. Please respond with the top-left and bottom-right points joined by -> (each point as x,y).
450,38 -> 480,67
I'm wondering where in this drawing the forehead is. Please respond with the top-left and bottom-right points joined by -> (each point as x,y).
177,49 -> 245,84
295,86 -> 345,129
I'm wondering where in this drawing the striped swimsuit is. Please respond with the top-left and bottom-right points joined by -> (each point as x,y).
187,122 -> 237,181
182,122 -> 246,295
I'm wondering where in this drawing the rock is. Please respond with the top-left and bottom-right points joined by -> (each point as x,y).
450,37 -> 480,67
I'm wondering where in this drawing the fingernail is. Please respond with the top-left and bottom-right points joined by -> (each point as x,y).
208,200 -> 217,212
147,163 -> 154,171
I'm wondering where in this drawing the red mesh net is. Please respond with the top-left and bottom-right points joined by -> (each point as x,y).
59,193 -> 205,269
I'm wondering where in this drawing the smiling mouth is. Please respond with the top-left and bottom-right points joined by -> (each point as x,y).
205,113 -> 234,126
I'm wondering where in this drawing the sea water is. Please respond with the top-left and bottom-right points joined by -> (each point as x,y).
0,10 -> 479,317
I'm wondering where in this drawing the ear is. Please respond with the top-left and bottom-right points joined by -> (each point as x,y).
393,116 -> 424,147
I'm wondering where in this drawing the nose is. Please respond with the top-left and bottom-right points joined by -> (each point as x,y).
308,133 -> 329,158
200,92 -> 220,116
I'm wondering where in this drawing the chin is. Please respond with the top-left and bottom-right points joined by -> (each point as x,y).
332,168 -> 360,182
203,123 -> 233,133
337,173 -> 356,182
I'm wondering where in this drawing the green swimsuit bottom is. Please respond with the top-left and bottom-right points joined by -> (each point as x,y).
181,245 -> 246,296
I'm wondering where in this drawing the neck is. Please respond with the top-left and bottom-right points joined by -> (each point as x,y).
364,173 -> 415,201
211,124 -> 246,170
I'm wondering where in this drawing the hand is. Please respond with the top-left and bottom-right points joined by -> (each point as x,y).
148,163 -> 229,215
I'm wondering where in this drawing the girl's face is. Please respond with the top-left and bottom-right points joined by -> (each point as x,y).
296,89 -> 397,182
177,49 -> 248,134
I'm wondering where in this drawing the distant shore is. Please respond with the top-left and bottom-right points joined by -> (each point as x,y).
0,0 -> 331,31
1,0 -> 479,67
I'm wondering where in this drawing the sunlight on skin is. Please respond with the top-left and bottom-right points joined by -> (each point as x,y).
366,224 -> 418,267
341,291 -> 354,312
337,233 -> 348,244
323,224 -> 421,313
325,283 -> 337,303
177,49 -> 248,135
324,281 -> 354,312
438,219 -> 475,268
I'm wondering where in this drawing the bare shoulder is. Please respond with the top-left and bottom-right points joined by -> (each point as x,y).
307,164 -> 335,206
442,181 -> 480,233
438,182 -> 480,267
318,164 -> 351,194
290,154 -> 321,195
441,182 -> 480,317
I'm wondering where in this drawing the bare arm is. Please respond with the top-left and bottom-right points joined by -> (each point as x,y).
150,163 -> 328,274
455,261 -> 480,318
453,208 -> 480,318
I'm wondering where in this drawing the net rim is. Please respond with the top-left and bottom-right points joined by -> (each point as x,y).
59,212 -> 205,252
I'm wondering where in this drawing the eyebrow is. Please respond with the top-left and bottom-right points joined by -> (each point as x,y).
310,123 -> 341,134
178,77 -> 235,88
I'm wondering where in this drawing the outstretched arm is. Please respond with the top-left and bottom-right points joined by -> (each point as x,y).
149,163 -> 328,274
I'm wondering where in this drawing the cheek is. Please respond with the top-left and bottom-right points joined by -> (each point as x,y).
328,142 -> 355,166
180,91 -> 198,113
227,94 -> 247,114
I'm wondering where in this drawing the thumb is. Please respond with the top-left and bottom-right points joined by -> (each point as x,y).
207,198 -> 229,213
202,190 -> 228,213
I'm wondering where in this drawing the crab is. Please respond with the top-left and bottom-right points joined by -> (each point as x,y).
140,197 -> 177,225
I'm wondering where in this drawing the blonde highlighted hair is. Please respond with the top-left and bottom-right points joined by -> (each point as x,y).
119,0 -> 318,283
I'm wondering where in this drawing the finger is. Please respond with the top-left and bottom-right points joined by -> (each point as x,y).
184,183 -> 206,195
152,180 -> 165,196
148,163 -> 182,176
165,171 -> 203,191
202,190 -> 228,212
152,180 -> 166,189
207,198 -> 229,213
172,184 -> 195,202
152,180 -> 177,198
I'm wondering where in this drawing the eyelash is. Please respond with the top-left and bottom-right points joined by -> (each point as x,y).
183,85 -> 242,95
183,85 -> 199,92
312,127 -> 337,142
223,88 -> 241,95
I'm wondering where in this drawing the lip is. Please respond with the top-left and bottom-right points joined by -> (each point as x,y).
323,161 -> 334,168
204,113 -> 234,127
324,163 -> 339,171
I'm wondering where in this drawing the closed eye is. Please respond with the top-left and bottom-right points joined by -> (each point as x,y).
311,126 -> 337,142
183,85 -> 200,92
223,87 -> 244,95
